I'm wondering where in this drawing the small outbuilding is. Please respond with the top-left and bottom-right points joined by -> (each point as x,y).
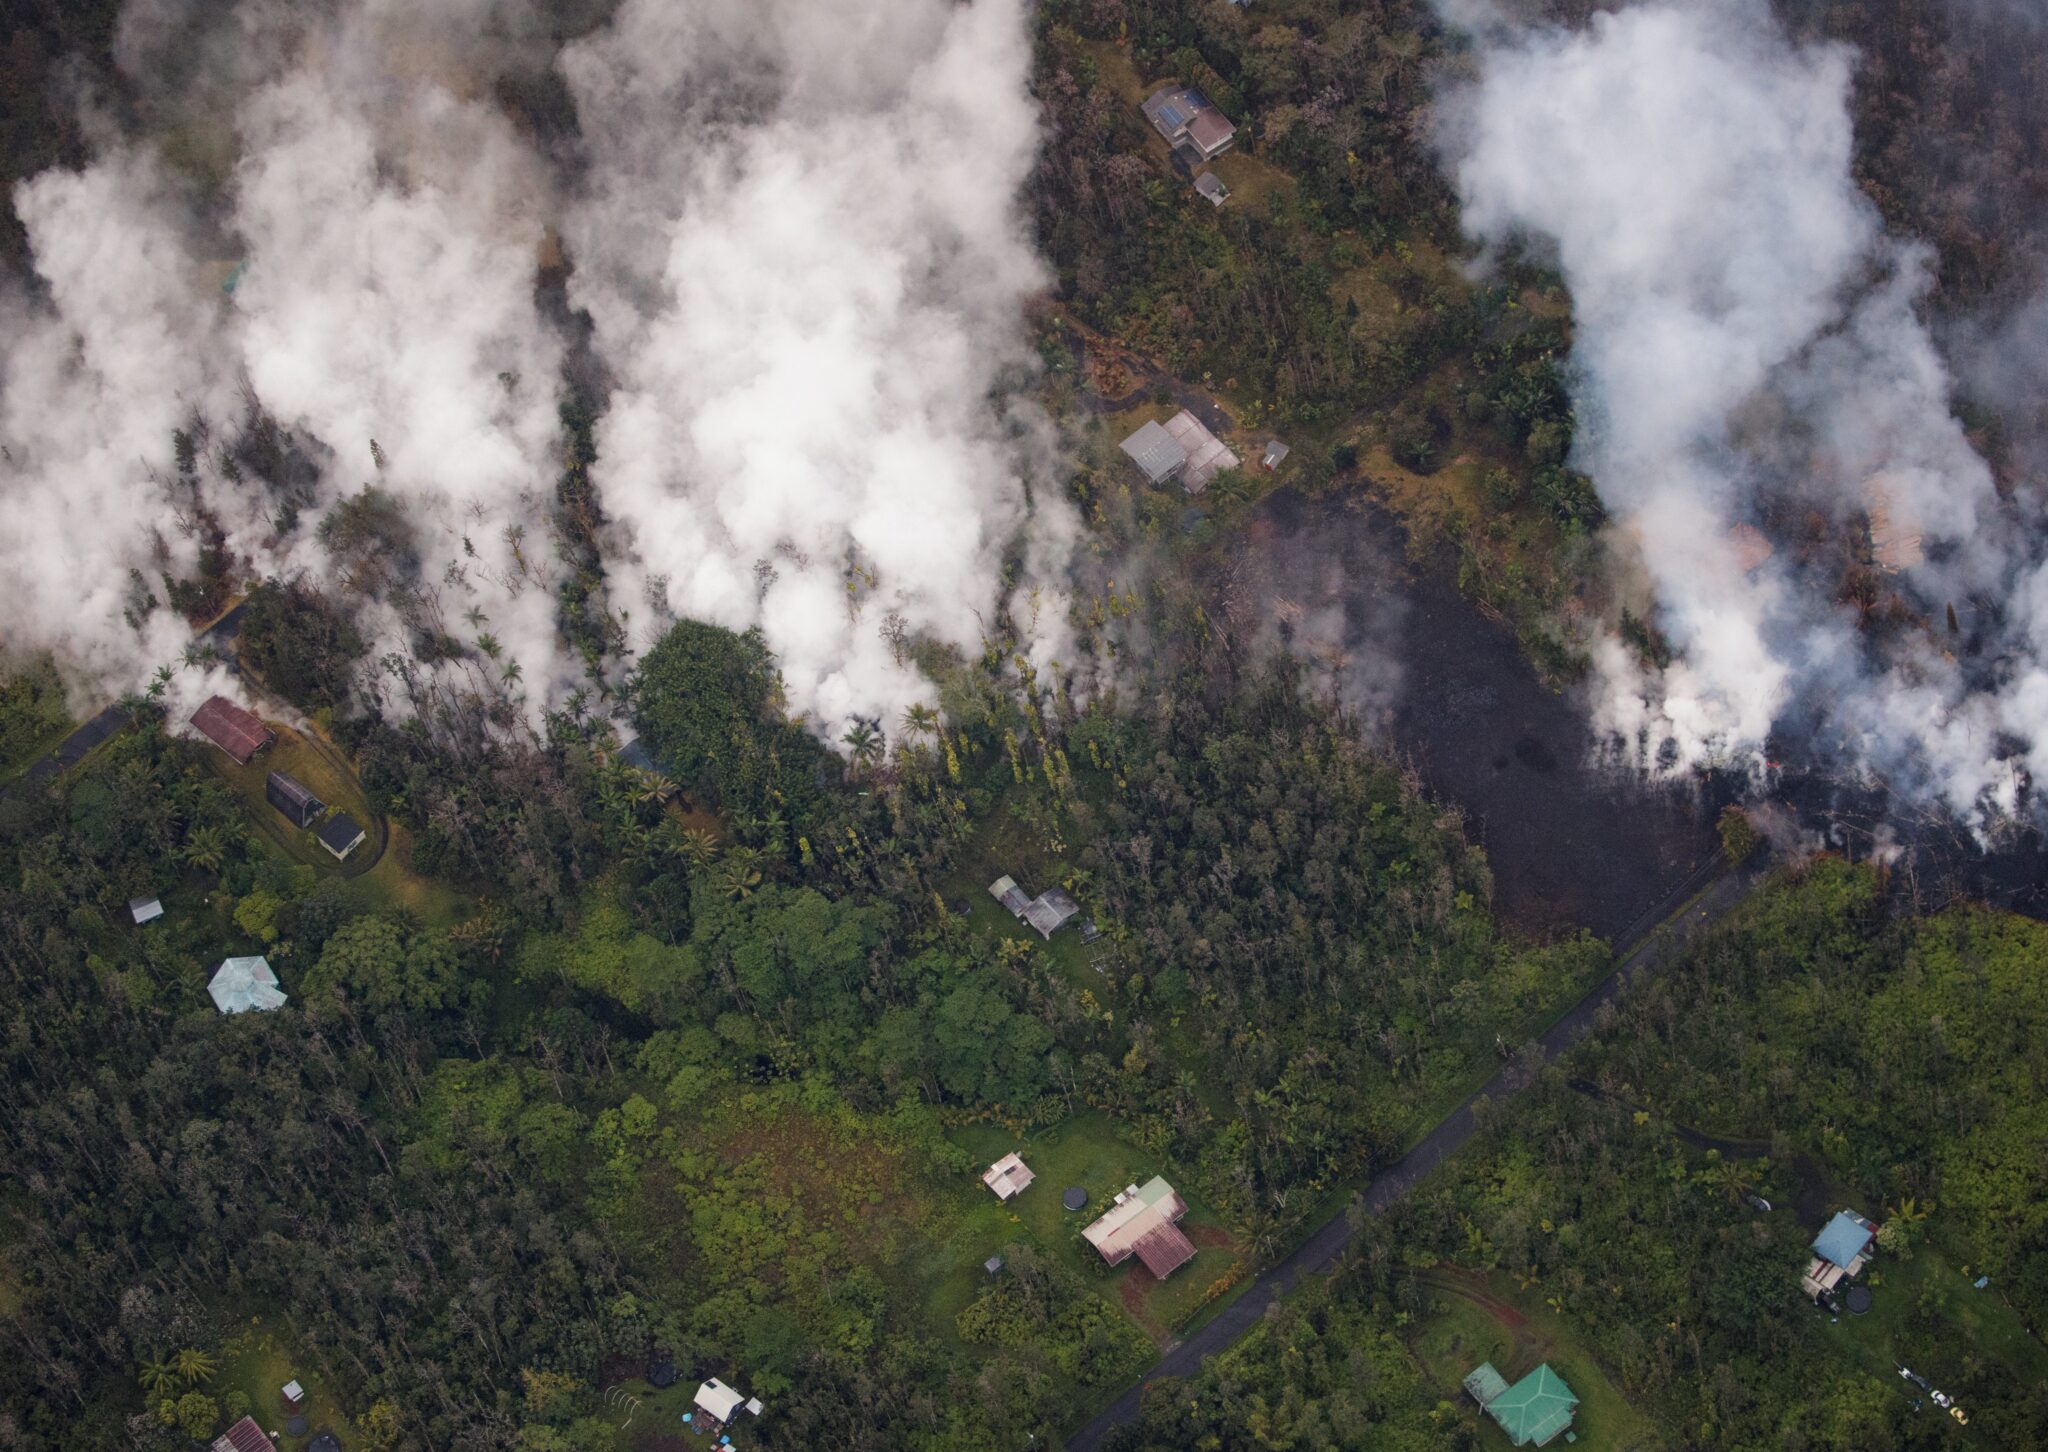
130,896 -> 164,925
984,1254 -> 1004,1275
1261,439 -> 1290,471
987,875 -> 1033,914
692,1377 -> 763,1430
1194,171 -> 1229,208
281,1378 -> 306,1412
190,695 -> 274,765
982,1151 -> 1036,1201
209,955 -> 287,1015
317,812 -> 366,862
267,770 -> 325,829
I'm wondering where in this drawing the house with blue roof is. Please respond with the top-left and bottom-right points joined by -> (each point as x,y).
1800,1207 -> 1878,1305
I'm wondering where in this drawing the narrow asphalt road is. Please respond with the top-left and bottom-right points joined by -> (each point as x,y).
1063,855 -> 1762,1451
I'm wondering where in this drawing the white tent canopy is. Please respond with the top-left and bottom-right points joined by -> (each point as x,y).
208,956 -> 287,1014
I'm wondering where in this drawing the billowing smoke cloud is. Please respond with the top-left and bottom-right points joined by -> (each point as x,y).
560,0 -> 1076,733
0,0 -> 1074,743
1434,0 -> 2040,819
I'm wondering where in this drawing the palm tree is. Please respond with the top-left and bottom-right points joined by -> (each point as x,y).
718,854 -> 763,901
138,1358 -> 178,1399
901,703 -> 940,740
631,768 -> 678,807
180,826 -> 229,874
674,828 -> 720,871
172,1348 -> 217,1389
842,719 -> 884,778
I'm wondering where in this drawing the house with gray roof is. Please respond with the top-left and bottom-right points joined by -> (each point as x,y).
1141,85 -> 1237,160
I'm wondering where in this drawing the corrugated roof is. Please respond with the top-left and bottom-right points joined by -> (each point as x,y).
1121,419 -> 1188,483
130,897 -> 164,924
1163,410 -> 1239,492
1194,172 -> 1229,206
213,1417 -> 273,1452
1485,1364 -> 1578,1446
267,770 -> 321,811
190,696 -> 274,764
1132,1222 -> 1197,1279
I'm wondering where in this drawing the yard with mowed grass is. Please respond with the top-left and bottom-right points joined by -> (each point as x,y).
939,1114 -> 1246,1346
198,719 -> 381,876
1817,1242 -> 2048,1444
1406,1268 -> 1669,1451
211,1315 -> 358,1449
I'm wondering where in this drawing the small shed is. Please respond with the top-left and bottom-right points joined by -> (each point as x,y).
190,696 -> 274,765
1021,888 -> 1080,940
695,1378 -> 746,1428
1194,171 -> 1229,207
281,1378 -> 306,1411
212,1417 -> 272,1452
130,896 -> 164,925
987,875 -> 1032,914
267,770 -> 325,829
984,1254 -> 1004,1275
982,1151 -> 1036,1201
209,956 -> 287,1014
1261,439 -> 1290,471
317,813 -> 366,862
1120,420 -> 1189,485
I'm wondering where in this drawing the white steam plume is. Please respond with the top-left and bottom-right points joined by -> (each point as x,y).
560,0 -> 1078,737
1435,0 -> 2027,817
1,0 -> 1075,748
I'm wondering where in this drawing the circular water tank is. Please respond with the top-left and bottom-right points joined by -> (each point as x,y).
1062,1186 -> 1088,1211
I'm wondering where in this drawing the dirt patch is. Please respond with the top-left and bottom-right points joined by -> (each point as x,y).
1118,1270 -> 1162,1340
1425,1266 -> 1529,1330
1189,1223 -> 1236,1250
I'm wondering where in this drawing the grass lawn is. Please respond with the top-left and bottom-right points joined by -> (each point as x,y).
212,1314 -> 359,1448
1406,1268 -> 1668,1452
1820,1243 -> 2048,1443
200,720 -> 380,877
941,1113 -> 1245,1346
347,819 -> 474,932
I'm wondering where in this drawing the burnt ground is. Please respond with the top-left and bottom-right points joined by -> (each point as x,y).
1230,487 -> 1717,943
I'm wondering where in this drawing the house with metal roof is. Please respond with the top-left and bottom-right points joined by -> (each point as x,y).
1141,85 -> 1237,160
1467,1362 -> 1578,1446
266,770 -> 325,829
209,956 -> 287,1014
190,695 -> 274,765
1021,886 -> 1080,939
982,1151 -> 1036,1201
988,874 -> 1033,914
1120,419 -> 1188,484
1082,1176 -> 1198,1280
317,812 -> 366,862
1120,410 -> 1240,493
1800,1207 -> 1878,1304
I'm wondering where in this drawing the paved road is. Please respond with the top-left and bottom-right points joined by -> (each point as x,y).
1063,856 -> 1761,1451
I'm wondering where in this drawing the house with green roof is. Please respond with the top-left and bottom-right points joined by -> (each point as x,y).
1465,1360 -> 1579,1446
